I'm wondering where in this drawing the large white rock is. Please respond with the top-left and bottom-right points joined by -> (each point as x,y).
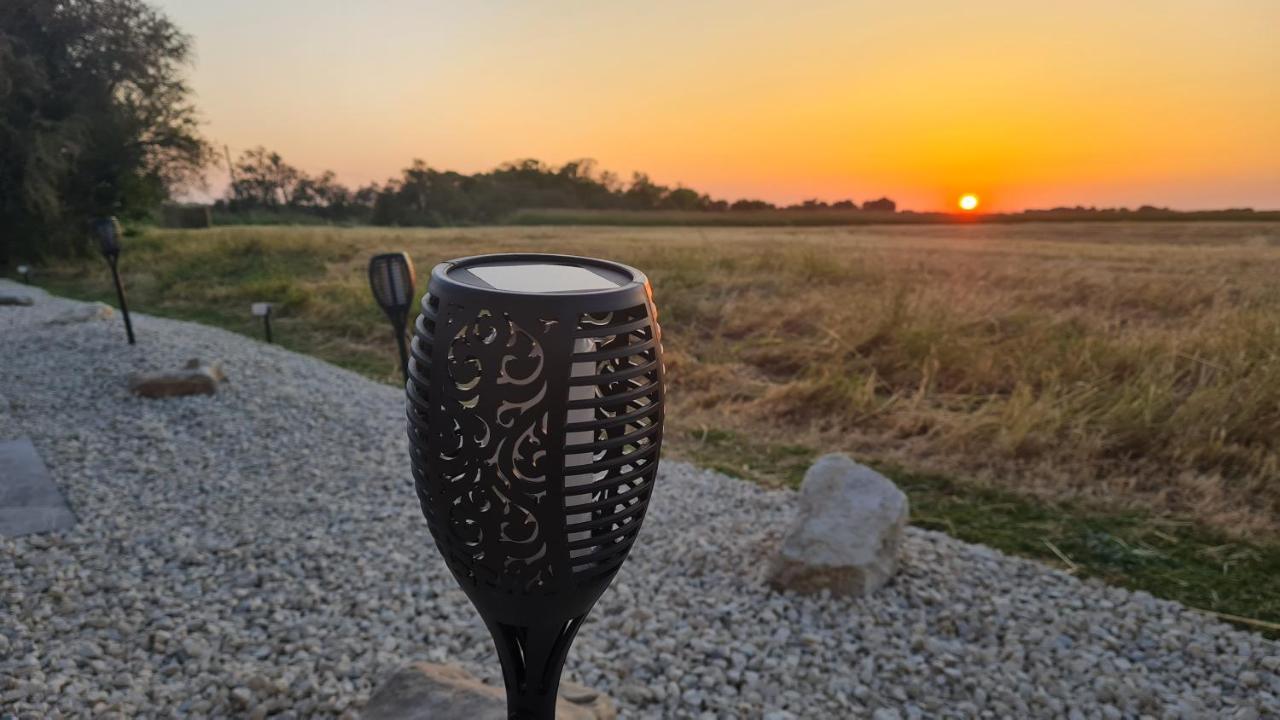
766,453 -> 908,597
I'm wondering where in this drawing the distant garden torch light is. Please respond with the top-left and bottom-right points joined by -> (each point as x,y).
92,217 -> 135,345
368,252 -> 417,382
405,254 -> 665,720
17,265 -> 31,284
252,302 -> 273,343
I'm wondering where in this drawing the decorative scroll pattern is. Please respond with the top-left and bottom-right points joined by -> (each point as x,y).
410,296 -> 560,593
408,292 -> 663,596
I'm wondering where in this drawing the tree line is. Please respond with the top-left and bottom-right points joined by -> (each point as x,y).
218,148 -> 898,226
0,0 -> 900,263
5,0 -> 1268,263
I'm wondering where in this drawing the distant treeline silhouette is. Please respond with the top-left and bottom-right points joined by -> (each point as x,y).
211,147 -> 1277,229
216,148 -> 898,226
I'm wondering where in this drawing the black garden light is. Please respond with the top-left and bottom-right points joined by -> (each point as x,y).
17,265 -> 31,284
252,302 -> 274,343
405,254 -> 665,720
368,252 -> 417,382
92,216 -> 135,345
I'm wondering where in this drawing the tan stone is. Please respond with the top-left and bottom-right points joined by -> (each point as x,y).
362,662 -> 616,720
128,359 -> 226,398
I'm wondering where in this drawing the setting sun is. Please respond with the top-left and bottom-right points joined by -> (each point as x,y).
959,194 -> 980,211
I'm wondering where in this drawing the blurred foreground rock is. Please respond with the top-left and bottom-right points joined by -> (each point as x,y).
0,293 -> 34,306
129,358 -> 226,398
363,662 -> 616,720
767,453 -> 908,596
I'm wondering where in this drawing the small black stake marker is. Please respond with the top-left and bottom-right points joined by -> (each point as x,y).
252,302 -> 273,343
91,217 -> 135,345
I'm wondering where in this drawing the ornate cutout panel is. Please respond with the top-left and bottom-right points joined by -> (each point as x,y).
408,292 -> 664,597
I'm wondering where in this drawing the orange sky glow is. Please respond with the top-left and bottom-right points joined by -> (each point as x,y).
160,0 -> 1279,211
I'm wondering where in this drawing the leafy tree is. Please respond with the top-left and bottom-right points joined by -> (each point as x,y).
660,187 -> 710,211
622,173 -> 667,210
219,146 -> 371,222
790,199 -> 830,210
227,147 -> 303,208
370,160 -> 475,226
0,0 -> 210,262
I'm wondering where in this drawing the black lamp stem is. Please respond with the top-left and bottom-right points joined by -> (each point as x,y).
486,615 -> 587,720
393,315 -> 409,382
108,258 -> 135,345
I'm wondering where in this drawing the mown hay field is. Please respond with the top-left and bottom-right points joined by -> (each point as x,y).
42,222 -> 1280,534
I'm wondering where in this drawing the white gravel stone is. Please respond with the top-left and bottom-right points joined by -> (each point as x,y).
1,279 -> 1277,719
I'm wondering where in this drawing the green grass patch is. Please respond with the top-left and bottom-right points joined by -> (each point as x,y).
681,428 -> 1279,638
682,427 -> 816,486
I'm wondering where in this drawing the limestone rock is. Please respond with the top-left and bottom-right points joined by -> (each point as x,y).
47,302 -> 114,324
767,453 -> 908,596
362,662 -> 616,720
0,294 -> 34,306
128,359 -> 226,398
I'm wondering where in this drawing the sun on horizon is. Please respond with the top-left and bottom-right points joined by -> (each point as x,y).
959,194 -> 980,212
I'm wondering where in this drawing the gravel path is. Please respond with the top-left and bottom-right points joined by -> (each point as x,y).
1,280 -> 1276,719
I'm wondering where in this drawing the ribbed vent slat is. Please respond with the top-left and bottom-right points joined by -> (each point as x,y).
560,302 -> 664,578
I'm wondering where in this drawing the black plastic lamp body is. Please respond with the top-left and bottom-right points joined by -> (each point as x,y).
92,217 -> 135,345
17,265 -> 30,284
406,254 -> 665,720
368,252 -> 417,382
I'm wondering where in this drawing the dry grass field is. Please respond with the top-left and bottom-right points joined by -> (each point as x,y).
35,221 -> 1280,629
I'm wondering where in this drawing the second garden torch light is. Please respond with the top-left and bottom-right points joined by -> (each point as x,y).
368,252 -> 417,382
406,254 -> 665,720
92,217 -> 135,345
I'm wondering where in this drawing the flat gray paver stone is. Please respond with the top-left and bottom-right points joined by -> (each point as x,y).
0,437 -> 75,537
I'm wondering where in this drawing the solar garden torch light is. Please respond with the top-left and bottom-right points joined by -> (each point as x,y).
405,254 -> 665,720
252,302 -> 274,343
17,265 -> 31,284
368,252 -> 417,383
92,217 -> 135,345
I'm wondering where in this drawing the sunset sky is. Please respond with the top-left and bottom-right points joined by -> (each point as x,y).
159,0 -> 1279,212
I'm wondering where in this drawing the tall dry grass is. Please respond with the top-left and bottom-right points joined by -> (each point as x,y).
637,226 -> 1280,532
42,221 -> 1280,535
